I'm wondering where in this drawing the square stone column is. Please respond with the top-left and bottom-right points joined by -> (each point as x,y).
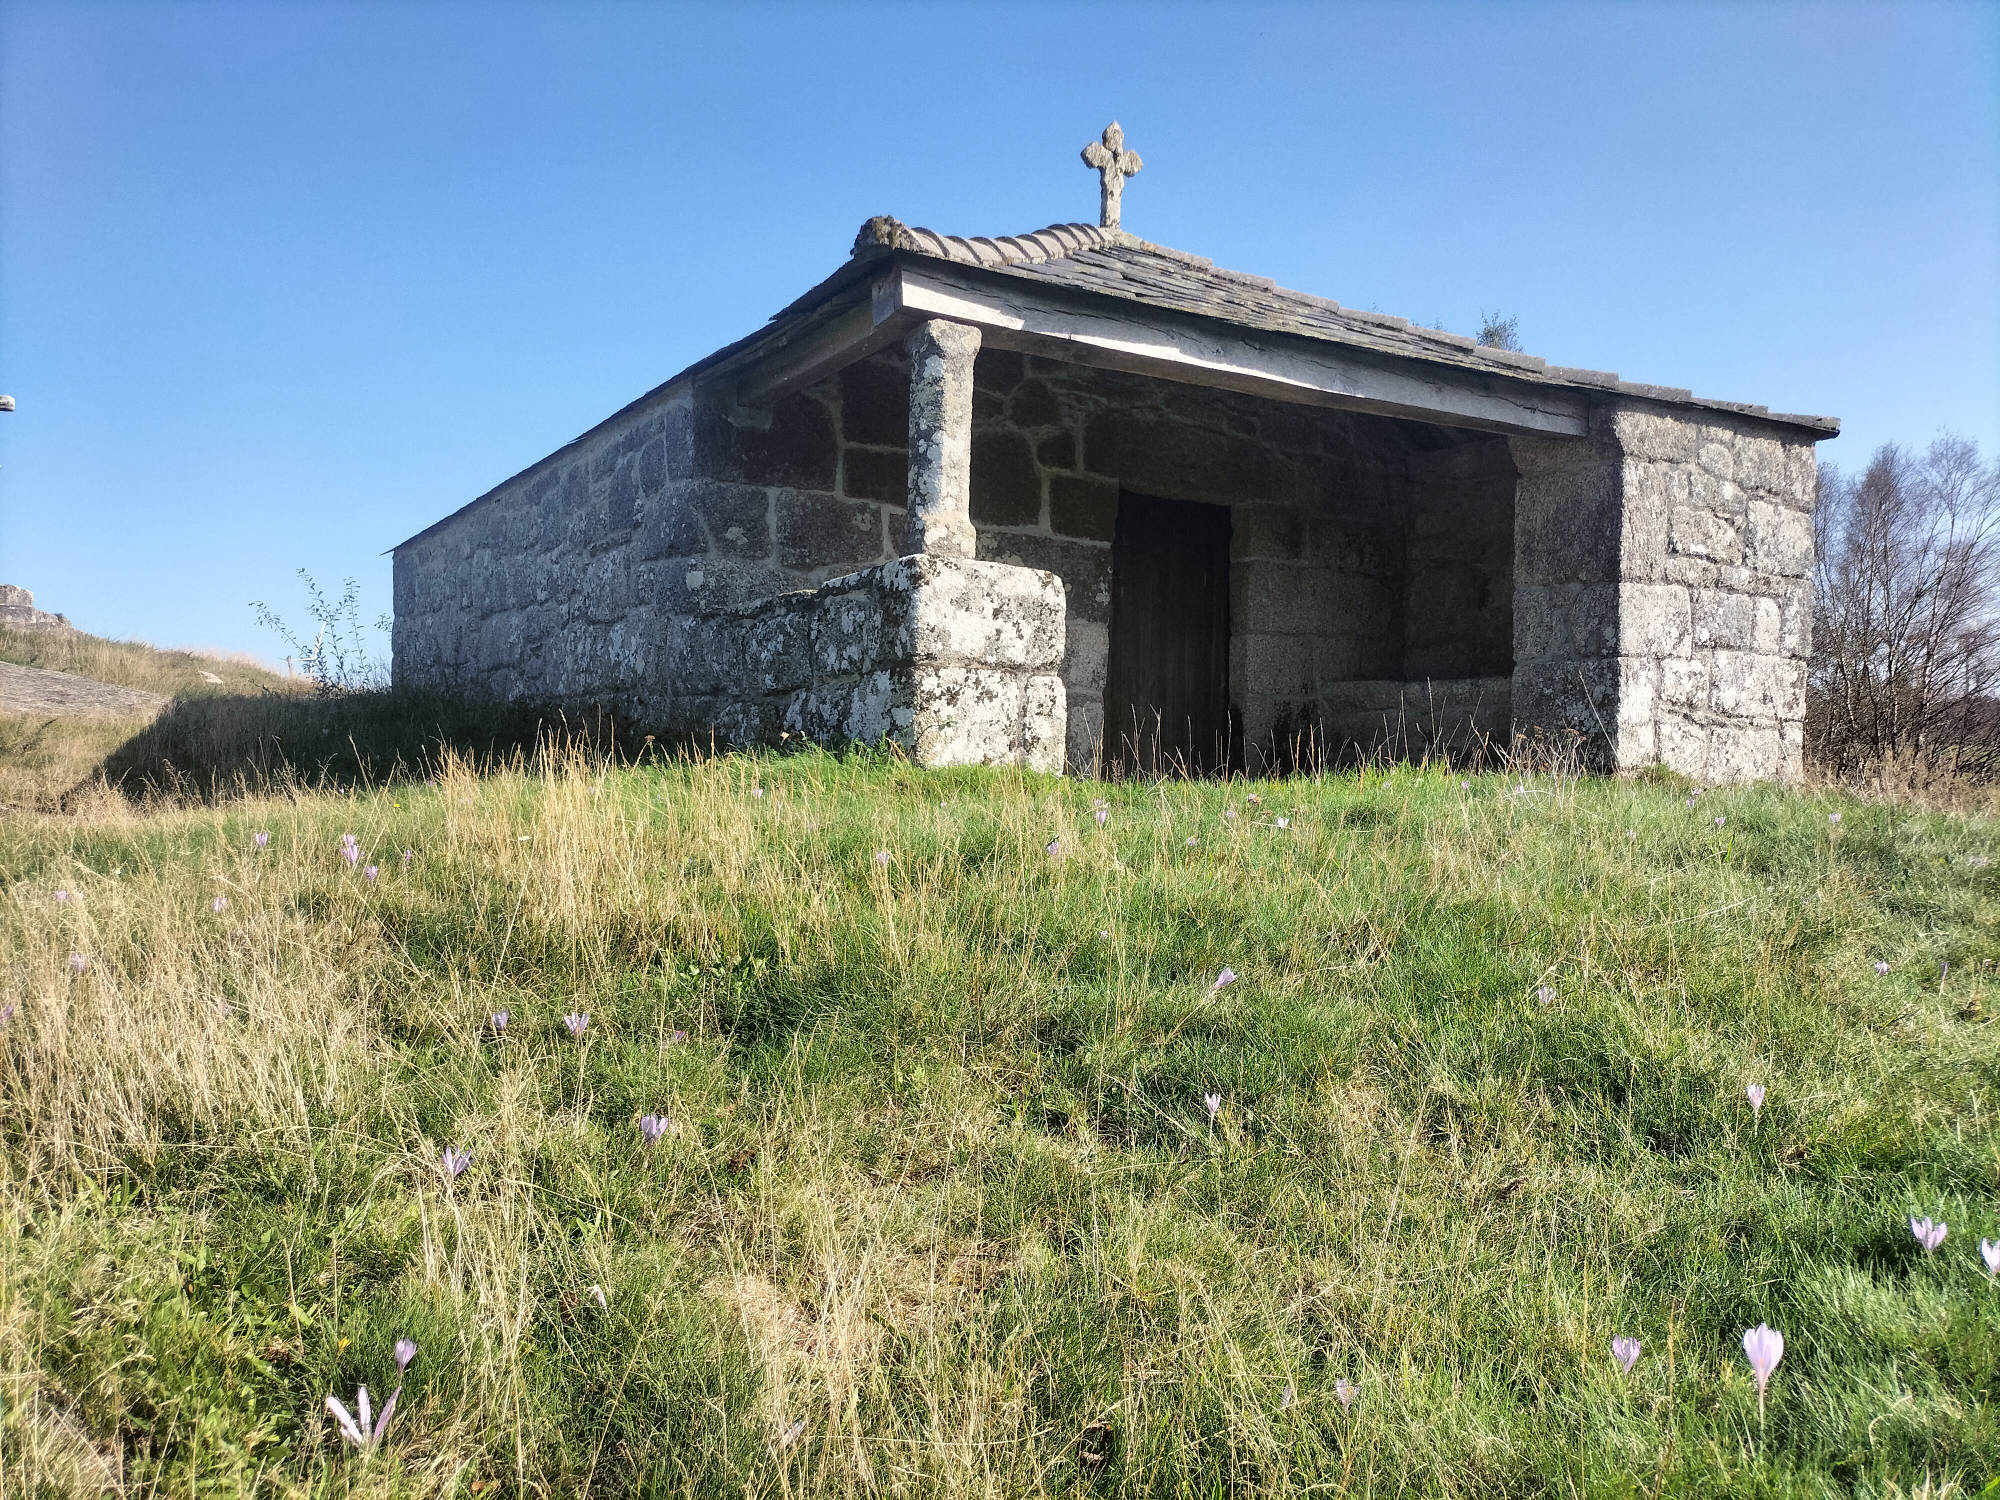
721,555 -> 1067,773
1509,404 -> 1819,781
902,319 -> 982,557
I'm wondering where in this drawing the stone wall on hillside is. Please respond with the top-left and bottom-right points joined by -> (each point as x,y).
392,352 -> 1517,769
393,346 -> 1813,781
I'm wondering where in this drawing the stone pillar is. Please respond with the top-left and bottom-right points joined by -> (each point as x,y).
1509,405 -> 1819,782
902,319 -> 982,558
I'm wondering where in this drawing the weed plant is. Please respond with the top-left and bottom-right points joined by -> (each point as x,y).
2,748 -> 1997,1495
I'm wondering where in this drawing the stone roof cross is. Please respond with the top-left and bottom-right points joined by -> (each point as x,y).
1081,121 -> 1142,231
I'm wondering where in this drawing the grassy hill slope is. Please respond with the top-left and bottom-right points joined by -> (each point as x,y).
4,753 -> 1998,1495
0,625 -> 287,699
0,625 -> 294,811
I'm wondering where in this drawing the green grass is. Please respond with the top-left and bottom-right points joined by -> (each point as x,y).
3,750 -> 1998,1496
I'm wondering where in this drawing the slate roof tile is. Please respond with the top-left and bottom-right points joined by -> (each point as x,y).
846,218 -> 1836,435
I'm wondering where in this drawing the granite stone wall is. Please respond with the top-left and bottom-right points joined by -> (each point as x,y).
394,347 -> 1810,781
390,354 -> 1512,768
950,352 -> 1509,767
682,554 -> 1065,771
1510,403 -> 1817,780
394,351 -> 1518,770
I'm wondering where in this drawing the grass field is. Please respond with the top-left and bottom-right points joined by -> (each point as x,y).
4,748 -> 1998,1496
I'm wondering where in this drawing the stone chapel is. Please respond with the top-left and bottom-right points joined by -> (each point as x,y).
393,125 -> 1836,780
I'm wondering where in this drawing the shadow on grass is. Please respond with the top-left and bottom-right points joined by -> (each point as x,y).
90,688 -> 652,804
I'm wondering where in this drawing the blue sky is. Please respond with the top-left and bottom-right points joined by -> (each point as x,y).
2,0 -> 1995,661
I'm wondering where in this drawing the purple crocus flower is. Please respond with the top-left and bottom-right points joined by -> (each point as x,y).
69,953 -> 88,975
1746,1083 -> 1765,1118
1874,961 -> 1890,975
364,865 -> 378,883
874,850 -> 891,867
1224,808 -> 1238,822
254,831 -> 271,848
1185,836 -> 1198,846
1212,967 -> 1237,992
400,848 -> 413,866
1827,812 -> 1841,825
1910,1216 -> 1947,1253
0,1004 -> 15,1026
1981,1239 -> 2000,1277
1611,1336 -> 1640,1374
326,1385 -> 400,1452
1535,985 -> 1556,1008
1714,816 -> 1727,828
1742,1324 -> 1784,1409
341,847 -> 360,869
639,1113 -> 669,1145
1203,1092 -> 1222,1124
212,896 -> 228,913
1280,1379 -> 1295,1410
490,1011 -> 509,1032
1095,808 -> 1108,827
1334,1377 -> 1358,1409
441,1147 -> 472,1179
564,1012 -> 589,1039
1046,838 -> 1061,858
54,890 -> 68,903
1275,816 -> 1291,829
778,1417 -> 806,1450
394,1338 -> 417,1373
667,1029 -> 688,1044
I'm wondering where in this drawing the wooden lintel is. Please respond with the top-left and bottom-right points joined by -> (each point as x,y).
887,265 -> 1591,440
729,290 -> 913,408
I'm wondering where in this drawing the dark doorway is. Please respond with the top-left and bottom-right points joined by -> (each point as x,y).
1104,492 -> 1234,775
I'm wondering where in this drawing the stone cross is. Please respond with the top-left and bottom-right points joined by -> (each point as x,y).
1081,121 -> 1142,231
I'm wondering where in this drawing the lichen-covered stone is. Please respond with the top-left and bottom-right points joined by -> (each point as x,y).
903,320 -> 981,559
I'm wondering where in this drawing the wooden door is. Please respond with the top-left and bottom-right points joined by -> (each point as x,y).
1104,492 -> 1234,775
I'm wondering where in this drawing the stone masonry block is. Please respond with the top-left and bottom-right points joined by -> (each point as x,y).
1690,589 -> 1754,651
1234,502 -> 1306,561
883,553 -> 1066,672
838,357 -> 909,448
1084,413 -> 1296,504
976,532 -> 1111,624
690,481 -> 772,560
1710,651 -> 1802,721
776,490 -> 887,571
742,601 -> 814,694
1654,713 -> 1711,778
970,428 -> 1042,526
1746,501 -> 1813,577
1047,473 -> 1116,541
841,446 -> 905,505
1669,507 -> 1744,565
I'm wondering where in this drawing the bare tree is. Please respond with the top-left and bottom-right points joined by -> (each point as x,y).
1808,433 -> 2000,777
